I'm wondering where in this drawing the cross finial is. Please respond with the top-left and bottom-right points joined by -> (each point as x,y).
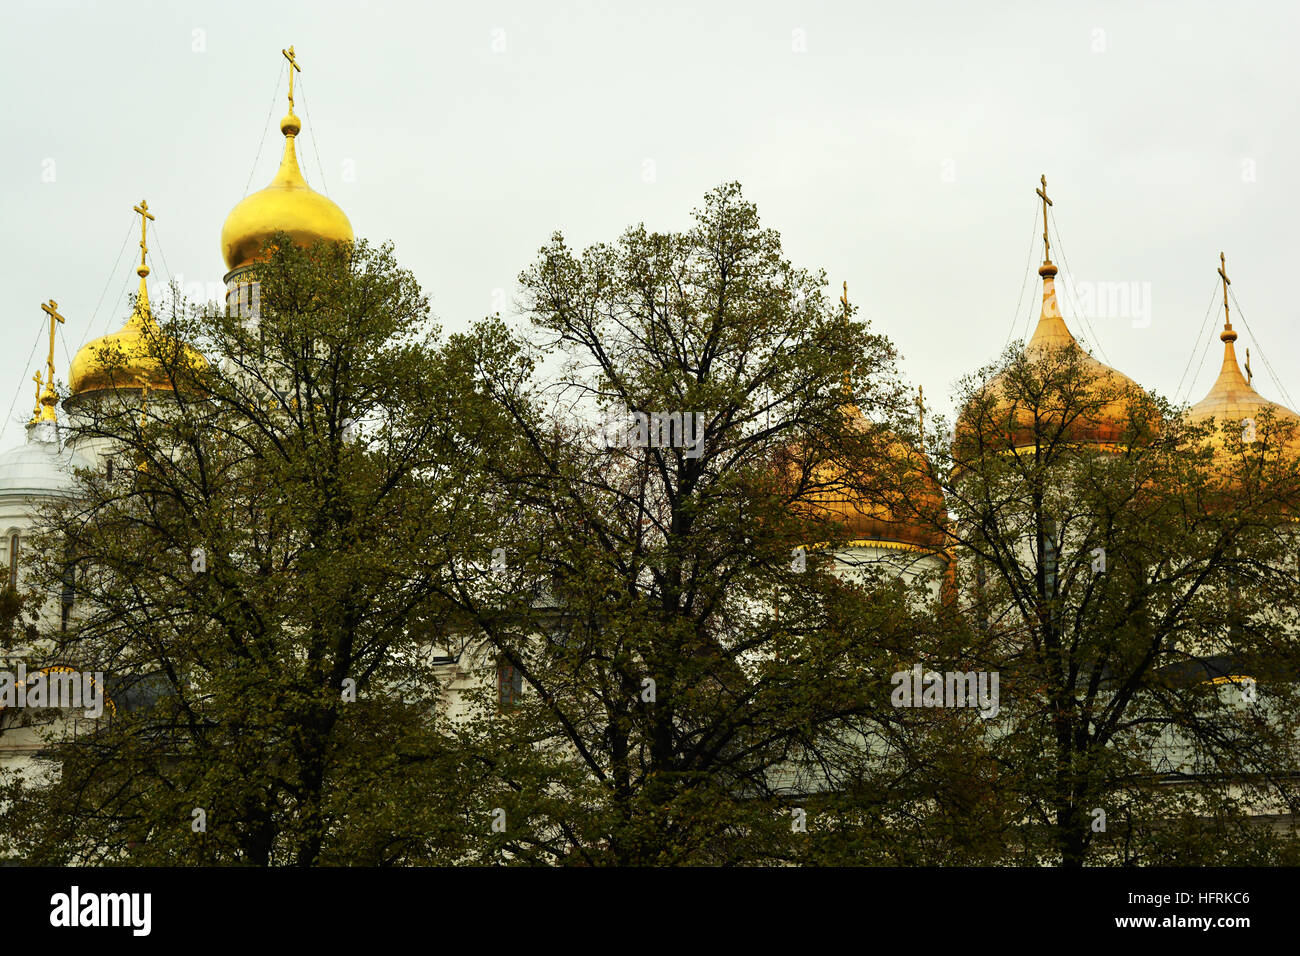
283,46 -> 301,112
40,299 -> 65,386
1036,174 -> 1054,264
133,199 -> 155,276
31,371 -> 42,423
917,385 -> 926,446
39,299 -> 65,422
838,281 -> 852,399
1218,251 -> 1232,333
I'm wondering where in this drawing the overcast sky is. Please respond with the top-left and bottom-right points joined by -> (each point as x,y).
3,0 -> 1298,449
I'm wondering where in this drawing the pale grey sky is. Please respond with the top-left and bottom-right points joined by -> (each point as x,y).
3,0 -> 1298,448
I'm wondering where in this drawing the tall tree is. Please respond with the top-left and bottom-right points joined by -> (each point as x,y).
2,236 -> 511,865
928,335 -> 1300,865
442,183 -> 971,864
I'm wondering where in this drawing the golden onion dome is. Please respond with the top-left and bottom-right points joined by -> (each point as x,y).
956,260 -> 1150,453
1187,256 -> 1300,461
69,211 -> 207,399
796,404 -> 948,553
957,178 -> 1152,455
221,109 -> 353,273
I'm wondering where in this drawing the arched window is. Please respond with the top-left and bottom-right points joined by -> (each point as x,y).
7,532 -> 19,590
497,659 -> 523,712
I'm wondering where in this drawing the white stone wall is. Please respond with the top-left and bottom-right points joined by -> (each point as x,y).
0,422 -> 98,797
831,544 -> 947,599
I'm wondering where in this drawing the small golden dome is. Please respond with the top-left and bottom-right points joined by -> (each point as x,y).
220,109 -> 353,273
957,261 -> 1150,452
1187,292 -> 1300,462
69,263 -> 206,398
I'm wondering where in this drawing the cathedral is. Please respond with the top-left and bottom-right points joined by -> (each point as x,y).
2,47 -> 1296,841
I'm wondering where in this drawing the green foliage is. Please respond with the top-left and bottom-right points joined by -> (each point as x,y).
439,183 -> 974,864
933,336 -> 1300,864
6,187 -> 1300,867
3,236 -> 510,864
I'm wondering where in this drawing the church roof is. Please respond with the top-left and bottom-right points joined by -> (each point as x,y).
0,423 -> 93,501
68,201 -> 207,400
220,48 -> 353,274
956,177 -> 1152,453
1186,253 -> 1300,461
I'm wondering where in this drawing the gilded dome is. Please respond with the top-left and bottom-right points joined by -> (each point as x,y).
221,111 -> 353,273
956,262 -> 1151,453
1187,312 -> 1300,462
795,405 -> 948,553
69,265 -> 207,398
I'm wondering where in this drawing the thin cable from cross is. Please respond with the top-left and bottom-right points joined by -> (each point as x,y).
297,74 -> 332,199
244,62 -> 287,198
74,218 -> 135,354
1047,207 -> 1111,366
1227,285 -> 1298,411
1004,203 -> 1042,352
1,323 -> 48,445
1173,277 -> 1225,406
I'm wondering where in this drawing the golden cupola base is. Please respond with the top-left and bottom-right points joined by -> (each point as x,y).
68,201 -> 207,401
220,46 -> 353,278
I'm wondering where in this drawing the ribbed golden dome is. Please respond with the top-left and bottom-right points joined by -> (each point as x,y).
957,261 -> 1150,452
221,110 -> 353,273
69,262 -> 207,398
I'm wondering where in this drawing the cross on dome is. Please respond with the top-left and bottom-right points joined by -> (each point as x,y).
1036,174 -> 1053,266
38,299 -> 65,421
283,45 -> 301,113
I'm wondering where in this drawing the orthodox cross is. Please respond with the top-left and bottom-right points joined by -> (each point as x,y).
130,200 -> 156,322
32,371 -> 42,422
1218,251 -> 1232,332
134,199 -> 154,267
1036,174 -> 1053,263
134,199 -> 155,272
40,299 -> 65,388
283,45 -> 301,112
839,281 -> 851,396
